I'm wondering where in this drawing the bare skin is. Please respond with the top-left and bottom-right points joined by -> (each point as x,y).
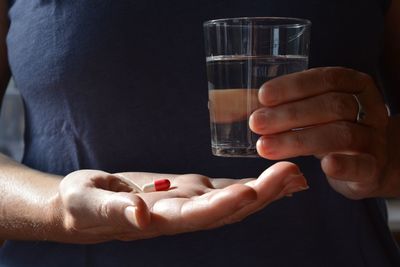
249,1 -> 400,199
0,0 -> 399,246
209,3 -> 400,199
54,165 -> 307,244
0,156 -> 307,244
0,1 -> 308,244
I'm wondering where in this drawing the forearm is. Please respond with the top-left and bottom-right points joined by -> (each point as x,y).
0,153 -> 62,241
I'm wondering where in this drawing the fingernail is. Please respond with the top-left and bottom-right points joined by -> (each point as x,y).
286,185 -> 310,195
259,136 -> 278,154
124,206 -> 139,227
251,111 -> 268,124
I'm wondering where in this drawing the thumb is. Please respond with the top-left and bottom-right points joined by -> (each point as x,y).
97,192 -> 151,230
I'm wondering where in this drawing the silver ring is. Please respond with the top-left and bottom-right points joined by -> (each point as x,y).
353,94 -> 366,123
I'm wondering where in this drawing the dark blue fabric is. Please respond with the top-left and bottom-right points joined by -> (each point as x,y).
2,0 -> 399,266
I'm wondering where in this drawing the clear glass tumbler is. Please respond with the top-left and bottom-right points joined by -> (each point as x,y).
204,17 -> 311,157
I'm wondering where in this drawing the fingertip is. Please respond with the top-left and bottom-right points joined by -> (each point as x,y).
248,112 -> 258,133
254,162 -> 305,198
112,193 -> 150,230
259,82 -> 278,106
282,174 -> 309,195
321,154 -> 342,178
249,109 -> 274,135
321,153 -> 377,183
131,196 -> 151,229
274,161 -> 302,175
124,206 -> 140,228
123,205 -> 150,230
256,137 -> 279,160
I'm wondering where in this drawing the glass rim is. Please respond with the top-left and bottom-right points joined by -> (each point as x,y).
203,17 -> 311,28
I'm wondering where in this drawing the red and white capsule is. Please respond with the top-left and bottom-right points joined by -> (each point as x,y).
142,179 -> 171,193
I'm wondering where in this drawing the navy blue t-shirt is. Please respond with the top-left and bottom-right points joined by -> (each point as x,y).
1,0 -> 399,266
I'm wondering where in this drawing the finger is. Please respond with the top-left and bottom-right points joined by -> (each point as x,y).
211,178 -> 254,189
352,90 -> 389,127
89,174 -> 151,229
212,162 -> 308,227
172,174 -> 214,189
62,188 -> 150,233
256,122 -> 377,160
250,92 -> 357,135
321,153 -> 378,182
246,161 -> 308,200
93,191 -> 151,230
151,184 -> 257,233
259,67 -> 382,107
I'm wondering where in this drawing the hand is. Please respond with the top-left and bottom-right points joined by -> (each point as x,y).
53,162 -> 307,244
250,67 -> 393,199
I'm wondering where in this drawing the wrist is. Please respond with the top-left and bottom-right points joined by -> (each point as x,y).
381,115 -> 400,197
45,188 -> 66,242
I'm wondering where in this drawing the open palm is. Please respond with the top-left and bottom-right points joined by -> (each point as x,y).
57,162 -> 307,244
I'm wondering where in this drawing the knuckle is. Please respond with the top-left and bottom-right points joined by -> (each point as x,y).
320,67 -> 341,90
334,122 -> 356,149
197,175 -> 213,187
100,196 -> 131,227
293,75 -> 307,94
99,198 -> 112,220
285,105 -> 299,123
326,93 -> 349,118
364,133 -> 382,157
293,132 -> 306,150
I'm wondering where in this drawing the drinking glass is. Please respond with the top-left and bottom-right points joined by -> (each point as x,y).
204,17 -> 311,157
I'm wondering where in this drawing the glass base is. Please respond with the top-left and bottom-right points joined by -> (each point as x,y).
212,147 -> 259,158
